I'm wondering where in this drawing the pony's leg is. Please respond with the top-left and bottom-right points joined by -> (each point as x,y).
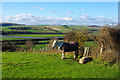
61,47 -> 65,59
57,47 -> 60,54
74,51 -> 78,59
74,51 -> 77,59
61,52 -> 65,59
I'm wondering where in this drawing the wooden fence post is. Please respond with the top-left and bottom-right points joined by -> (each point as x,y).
83,47 -> 87,57
46,47 -> 48,52
86,47 -> 89,57
40,48 -> 41,51
83,47 -> 90,57
42,48 -> 44,53
100,45 -> 103,58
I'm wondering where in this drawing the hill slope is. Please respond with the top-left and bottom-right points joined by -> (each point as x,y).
0,23 -> 25,26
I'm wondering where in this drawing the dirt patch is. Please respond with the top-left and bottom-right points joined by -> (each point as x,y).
53,28 -> 61,31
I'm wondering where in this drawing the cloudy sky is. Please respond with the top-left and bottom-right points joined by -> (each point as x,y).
2,2 -> 118,25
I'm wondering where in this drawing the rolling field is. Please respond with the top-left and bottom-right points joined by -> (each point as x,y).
2,52 -> 119,78
2,37 -> 25,41
18,44 -> 47,51
2,34 -> 64,41
17,41 -> 97,51
3,25 -> 118,79
2,25 -> 100,34
7,34 -> 65,37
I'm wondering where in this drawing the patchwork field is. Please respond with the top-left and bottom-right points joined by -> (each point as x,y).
2,34 -> 65,41
2,52 -> 119,78
7,34 -> 65,37
2,25 -> 100,34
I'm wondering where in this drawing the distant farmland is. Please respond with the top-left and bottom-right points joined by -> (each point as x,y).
2,25 -> 100,35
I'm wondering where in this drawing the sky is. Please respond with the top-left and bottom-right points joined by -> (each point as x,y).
1,0 -> 119,2
1,2 -> 118,25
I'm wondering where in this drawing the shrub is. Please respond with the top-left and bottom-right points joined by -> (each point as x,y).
2,42 -> 18,52
90,47 -> 100,59
18,47 -> 26,52
95,26 -> 120,64
25,40 -> 34,51
97,27 -> 120,51
64,28 -> 88,48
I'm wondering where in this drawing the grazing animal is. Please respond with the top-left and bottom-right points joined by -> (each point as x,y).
52,40 -> 79,59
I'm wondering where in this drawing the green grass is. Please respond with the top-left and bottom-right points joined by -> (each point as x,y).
2,52 -> 119,78
2,37 -> 25,41
18,44 -> 47,51
33,44 -> 47,51
2,34 -> 64,41
84,41 -> 98,47
38,40 -> 49,43
2,25 -> 99,34
8,34 -> 65,37
18,41 -> 98,51
89,28 -> 100,31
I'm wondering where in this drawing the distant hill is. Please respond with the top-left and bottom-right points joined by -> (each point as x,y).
0,23 -> 26,26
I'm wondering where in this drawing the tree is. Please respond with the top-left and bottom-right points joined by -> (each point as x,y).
25,40 -> 34,51
64,28 -> 88,48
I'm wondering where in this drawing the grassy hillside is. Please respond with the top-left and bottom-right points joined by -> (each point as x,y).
2,52 -> 118,78
7,34 -> 65,37
2,34 -> 64,41
2,25 -> 100,34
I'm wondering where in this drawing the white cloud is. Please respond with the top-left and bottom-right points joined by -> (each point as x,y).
2,13 -> 117,26
63,17 -> 72,21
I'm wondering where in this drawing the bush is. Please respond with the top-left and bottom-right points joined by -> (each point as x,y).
97,27 -> 120,51
2,42 -> 18,52
25,40 -> 34,52
90,47 -> 100,59
64,28 -> 88,48
95,26 -> 120,64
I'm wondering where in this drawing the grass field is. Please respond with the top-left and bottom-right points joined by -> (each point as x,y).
8,34 -> 65,37
2,25 -> 100,34
84,41 -> 98,47
2,37 -> 25,41
17,41 -> 97,51
2,52 -> 119,78
18,44 -> 47,51
2,34 -> 64,41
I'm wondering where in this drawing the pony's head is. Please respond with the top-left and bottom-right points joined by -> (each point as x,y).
52,40 -> 57,50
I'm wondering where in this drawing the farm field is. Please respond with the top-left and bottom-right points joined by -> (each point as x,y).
2,52 -> 119,78
1,1 -> 119,79
1,25 -> 99,42
7,34 -> 65,37
3,24 -> 117,79
18,44 -> 47,51
2,37 -> 26,41
2,34 -> 65,41
2,25 -> 100,34
16,41 -> 97,51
